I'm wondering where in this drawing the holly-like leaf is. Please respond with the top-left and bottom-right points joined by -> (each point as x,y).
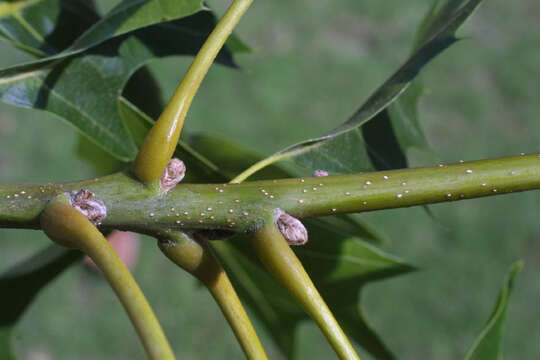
0,10 -> 244,160
0,0 -> 99,56
0,245 -> 82,356
238,0 -> 483,177
464,261 -> 523,360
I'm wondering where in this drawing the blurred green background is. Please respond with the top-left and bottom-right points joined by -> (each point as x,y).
1,0 -> 540,358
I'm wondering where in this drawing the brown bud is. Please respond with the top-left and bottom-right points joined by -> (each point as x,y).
274,209 -> 308,246
160,158 -> 186,192
70,189 -> 106,225
312,169 -> 328,177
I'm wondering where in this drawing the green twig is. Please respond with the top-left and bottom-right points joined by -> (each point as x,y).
40,194 -> 175,360
133,0 -> 254,184
159,232 -> 267,359
3,153 -> 540,233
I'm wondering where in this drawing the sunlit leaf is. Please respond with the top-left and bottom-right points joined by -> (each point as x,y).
464,261 -> 523,360
0,0 -> 99,56
0,11 -> 244,160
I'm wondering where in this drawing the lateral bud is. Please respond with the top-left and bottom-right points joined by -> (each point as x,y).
160,158 -> 186,192
70,189 -> 107,225
274,209 -> 308,246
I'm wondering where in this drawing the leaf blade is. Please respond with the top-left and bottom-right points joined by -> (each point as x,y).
236,0 -> 483,178
0,11 -> 244,160
464,261 -> 523,360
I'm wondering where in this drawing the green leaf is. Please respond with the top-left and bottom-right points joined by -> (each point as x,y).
387,81 -> 434,158
0,0 -> 99,56
212,225 -> 415,359
0,245 -> 82,355
0,11 -> 244,160
1,0 -> 250,75
239,0 -> 483,177
464,261 -> 523,360
69,0 -> 204,53
0,327 -> 13,360
0,0 -> 204,64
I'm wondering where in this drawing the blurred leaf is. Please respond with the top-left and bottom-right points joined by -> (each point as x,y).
0,11 -> 244,161
0,327 -> 13,360
0,245 -> 82,355
464,261 -> 523,360
0,0 -> 99,56
241,0 -> 483,176
212,225 -> 415,359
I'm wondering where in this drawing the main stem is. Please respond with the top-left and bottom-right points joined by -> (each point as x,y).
133,0 -> 254,183
3,153 -> 540,233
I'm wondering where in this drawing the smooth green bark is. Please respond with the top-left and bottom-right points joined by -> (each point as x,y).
2,153 -> 540,234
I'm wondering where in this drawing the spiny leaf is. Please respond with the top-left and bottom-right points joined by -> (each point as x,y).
0,11 -> 244,160
237,0 -> 483,177
464,261 -> 523,360
0,0 -> 99,56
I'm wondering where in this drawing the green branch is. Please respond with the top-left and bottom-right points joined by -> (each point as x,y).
40,194 -> 175,360
2,153 -> 540,233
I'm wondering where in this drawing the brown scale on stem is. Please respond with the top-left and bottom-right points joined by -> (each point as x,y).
275,209 -> 308,245
160,158 -> 186,192
69,189 -> 106,225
